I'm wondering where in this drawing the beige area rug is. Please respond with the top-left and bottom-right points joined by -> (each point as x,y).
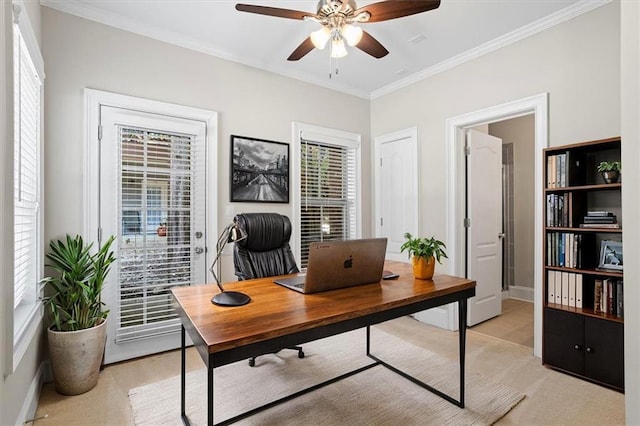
129,328 -> 524,425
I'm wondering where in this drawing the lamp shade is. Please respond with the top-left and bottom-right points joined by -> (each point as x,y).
342,24 -> 363,46
330,38 -> 348,58
310,26 -> 331,49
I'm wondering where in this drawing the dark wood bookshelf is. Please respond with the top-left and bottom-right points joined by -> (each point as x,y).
542,136 -> 624,392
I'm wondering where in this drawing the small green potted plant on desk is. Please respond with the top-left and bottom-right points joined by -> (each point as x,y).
400,232 -> 448,280
597,161 -> 621,184
40,234 -> 116,395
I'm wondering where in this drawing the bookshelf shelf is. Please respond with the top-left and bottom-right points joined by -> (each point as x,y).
543,136 -> 624,392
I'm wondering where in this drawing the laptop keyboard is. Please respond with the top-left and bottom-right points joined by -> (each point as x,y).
292,283 -> 304,289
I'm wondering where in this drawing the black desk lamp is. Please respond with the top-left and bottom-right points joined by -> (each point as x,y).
209,220 -> 251,306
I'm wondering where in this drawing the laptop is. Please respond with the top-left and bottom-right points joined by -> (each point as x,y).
274,238 -> 387,293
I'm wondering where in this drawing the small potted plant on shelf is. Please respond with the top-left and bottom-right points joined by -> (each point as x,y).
400,232 -> 448,280
597,161 -> 621,184
40,234 -> 116,395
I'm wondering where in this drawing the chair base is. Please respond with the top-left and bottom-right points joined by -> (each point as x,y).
249,346 -> 304,367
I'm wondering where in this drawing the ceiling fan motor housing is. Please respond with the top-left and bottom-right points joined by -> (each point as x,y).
317,0 -> 357,18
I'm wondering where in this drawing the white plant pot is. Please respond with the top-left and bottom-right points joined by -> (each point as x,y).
47,319 -> 107,395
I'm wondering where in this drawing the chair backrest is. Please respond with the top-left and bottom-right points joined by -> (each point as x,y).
233,213 -> 300,280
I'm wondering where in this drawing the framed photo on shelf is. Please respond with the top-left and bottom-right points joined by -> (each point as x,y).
598,240 -> 623,271
230,135 -> 290,203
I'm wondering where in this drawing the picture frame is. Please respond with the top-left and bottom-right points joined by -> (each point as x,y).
230,135 -> 290,203
597,240 -> 623,271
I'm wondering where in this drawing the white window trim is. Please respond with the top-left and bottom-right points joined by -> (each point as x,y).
10,0 -> 45,374
291,122 -> 362,264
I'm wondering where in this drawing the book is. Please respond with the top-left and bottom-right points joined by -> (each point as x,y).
616,281 -> 623,317
580,223 -> 621,229
586,211 -> 615,217
594,279 -> 603,313
583,216 -> 617,223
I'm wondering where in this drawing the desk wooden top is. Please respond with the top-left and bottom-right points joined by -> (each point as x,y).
171,261 -> 475,354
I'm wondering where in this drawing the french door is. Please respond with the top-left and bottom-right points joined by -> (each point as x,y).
99,105 -> 208,363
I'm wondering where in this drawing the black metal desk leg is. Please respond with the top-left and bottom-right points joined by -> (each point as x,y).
208,359 -> 214,426
458,299 -> 467,409
181,325 -> 188,424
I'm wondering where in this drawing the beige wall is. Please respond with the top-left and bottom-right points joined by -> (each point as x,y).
621,1 -> 640,423
371,3 -> 619,244
490,115 -> 535,290
41,7 -> 371,281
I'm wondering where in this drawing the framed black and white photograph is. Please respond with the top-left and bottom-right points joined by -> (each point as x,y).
230,135 -> 290,203
598,240 -> 623,271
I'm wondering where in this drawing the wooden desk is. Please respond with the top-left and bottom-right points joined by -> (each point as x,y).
172,261 -> 475,426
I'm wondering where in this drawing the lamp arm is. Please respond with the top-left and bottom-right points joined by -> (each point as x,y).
209,223 -> 233,294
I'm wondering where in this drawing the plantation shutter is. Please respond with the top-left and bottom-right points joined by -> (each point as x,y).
13,26 -> 42,308
300,138 -> 357,268
116,126 -> 201,343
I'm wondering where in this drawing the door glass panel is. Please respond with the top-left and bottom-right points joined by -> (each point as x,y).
116,127 -> 194,343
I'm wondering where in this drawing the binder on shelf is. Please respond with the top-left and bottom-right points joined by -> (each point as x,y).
575,274 -> 583,308
547,270 -> 555,304
561,272 -> 570,306
554,270 -> 562,305
568,273 -> 576,307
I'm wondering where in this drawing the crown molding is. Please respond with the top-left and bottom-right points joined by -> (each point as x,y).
39,0 -> 370,99
40,0 -> 610,101
370,0 -> 612,100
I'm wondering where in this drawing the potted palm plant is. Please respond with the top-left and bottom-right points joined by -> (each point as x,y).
40,234 -> 116,395
400,232 -> 448,280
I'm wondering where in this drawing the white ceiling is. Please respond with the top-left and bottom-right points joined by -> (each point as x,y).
40,0 -> 607,99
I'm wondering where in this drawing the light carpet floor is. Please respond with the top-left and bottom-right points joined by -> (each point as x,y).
129,327 -> 524,425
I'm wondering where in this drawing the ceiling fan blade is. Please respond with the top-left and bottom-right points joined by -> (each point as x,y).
235,4 -> 311,20
287,37 -> 315,61
355,0 -> 440,23
356,31 -> 389,59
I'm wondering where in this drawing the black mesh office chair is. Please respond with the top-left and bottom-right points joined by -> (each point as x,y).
233,212 -> 305,367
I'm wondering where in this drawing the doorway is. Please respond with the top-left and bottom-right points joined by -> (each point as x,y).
467,116 -> 536,348
445,93 -> 548,358
85,89 -> 218,363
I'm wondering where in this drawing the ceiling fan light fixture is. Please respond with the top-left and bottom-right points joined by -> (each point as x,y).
330,38 -> 348,58
310,26 -> 331,49
342,24 -> 363,46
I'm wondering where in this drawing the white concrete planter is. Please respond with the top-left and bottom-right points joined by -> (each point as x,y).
47,319 -> 107,395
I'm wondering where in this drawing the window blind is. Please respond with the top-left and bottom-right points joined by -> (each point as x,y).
300,138 -> 357,268
116,126 -> 197,343
13,26 -> 41,309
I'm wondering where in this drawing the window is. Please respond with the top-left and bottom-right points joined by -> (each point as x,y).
293,124 -> 361,268
12,2 -> 45,369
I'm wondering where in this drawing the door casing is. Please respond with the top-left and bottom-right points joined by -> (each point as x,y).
445,93 -> 548,358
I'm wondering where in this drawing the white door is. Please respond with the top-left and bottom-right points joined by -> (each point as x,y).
100,106 -> 207,363
466,129 -> 503,326
374,128 -> 418,261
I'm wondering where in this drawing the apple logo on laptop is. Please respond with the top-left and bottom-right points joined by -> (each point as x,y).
343,255 -> 353,269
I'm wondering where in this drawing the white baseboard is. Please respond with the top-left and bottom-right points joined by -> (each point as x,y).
506,285 -> 535,302
15,361 -> 49,426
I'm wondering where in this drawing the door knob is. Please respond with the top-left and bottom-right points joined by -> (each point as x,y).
574,344 -> 582,351
195,247 -> 204,254
498,233 -> 506,239
586,347 -> 593,354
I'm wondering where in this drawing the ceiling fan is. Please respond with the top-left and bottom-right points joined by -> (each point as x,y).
235,0 -> 441,61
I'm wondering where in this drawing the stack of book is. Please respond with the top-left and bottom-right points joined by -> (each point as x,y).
580,211 -> 620,229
